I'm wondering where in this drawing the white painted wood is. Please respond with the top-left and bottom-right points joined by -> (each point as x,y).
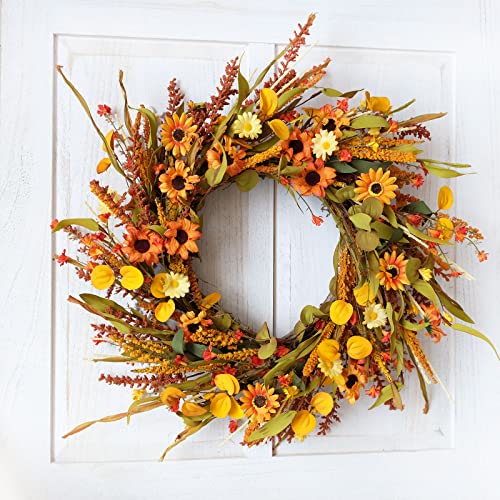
1,1 -> 499,499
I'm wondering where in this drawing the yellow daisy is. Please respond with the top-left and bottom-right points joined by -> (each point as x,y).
354,167 -> 398,205
233,112 -> 262,139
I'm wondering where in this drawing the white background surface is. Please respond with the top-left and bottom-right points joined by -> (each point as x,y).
1,1 -> 499,499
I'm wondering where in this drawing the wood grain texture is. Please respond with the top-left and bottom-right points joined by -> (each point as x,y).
1,0 -> 499,499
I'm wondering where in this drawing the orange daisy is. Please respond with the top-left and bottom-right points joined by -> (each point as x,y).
159,160 -> 200,203
377,250 -> 411,291
240,383 -> 280,423
206,137 -> 246,177
354,167 -> 398,205
291,159 -> 336,197
122,225 -> 164,265
164,218 -> 201,260
161,112 -> 197,157
337,363 -> 367,405
281,127 -> 313,165
421,304 -> 446,343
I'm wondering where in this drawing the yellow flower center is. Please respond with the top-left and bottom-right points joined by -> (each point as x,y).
244,122 -> 253,132
322,141 -> 331,150
171,280 -> 179,289
370,312 -> 378,320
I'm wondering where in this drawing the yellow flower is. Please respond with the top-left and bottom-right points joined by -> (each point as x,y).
353,281 -> 375,306
291,410 -> 316,440
438,185 -> 454,210
200,292 -> 221,310
233,112 -> 262,139
347,336 -> 373,360
318,358 -> 344,380
283,385 -> 300,399
329,300 -> 353,325
310,392 -> 333,416
354,168 -> 398,205
96,157 -> 111,174
210,393 -> 232,418
90,264 -> 115,290
259,87 -> 278,116
418,268 -> 432,282
436,217 -> 454,241
214,373 -> 240,395
363,91 -> 391,113
160,386 -> 186,407
102,130 -> 114,152
132,389 -> 145,401
181,401 -> 207,417
228,398 -> 244,419
312,129 -> 338,160
154,300 -> 175,322
151,272 -> 190,299
119,266 -> 144,290
268,119 -> 290,140
317,339 -> 341,364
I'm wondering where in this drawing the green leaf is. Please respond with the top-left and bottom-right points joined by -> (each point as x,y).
235,169 -> 260,192
405,258 -> 422,283
172,330 -> 185,355
390,98 -> 416,114
53,218 -> 99,232
402,320 -> 425,332
80,293 -> 128,314
412,279 -> 440,308
399,112 -> 447,126
420,158 -> 471,169
350,115 -> 390,129
422,161 -> 466,178
350,212 -> 372,231
326,160 -> 357,173
131,106 -> 158,150
436,289 -> 474,324
356,230 -> 380,251
361,197 -> 384,219
277,88 -> 304,109
300,305 -> 326,326
395,340 -> 404,376
383,204 -> 398,228
369,382 -> 404,410
402,201 -> 433,216
280,165 -> 303,176
392,144 -> 423,155
258,337 -> 277,360
146,224 -> 166,236
351,159 -> 391,173
371,221 -> 394,241
247,411 -> 297,442
256,322 -> 271,342
386,302 -> 395,333
237,68 -> 250,108
212,314 -> 232,332
321,88 -> 362,98
451,323 -> 500,361
335,186 -> 356,202
118,70 -> 132,133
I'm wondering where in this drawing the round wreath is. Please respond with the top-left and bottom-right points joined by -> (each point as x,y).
53,15 -> 496,459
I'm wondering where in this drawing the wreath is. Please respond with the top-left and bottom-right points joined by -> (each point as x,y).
53,15 -> 497,460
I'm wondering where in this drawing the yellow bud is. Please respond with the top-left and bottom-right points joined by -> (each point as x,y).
96,157 -> 111,174
102,130 -> 114,152
90,264 -> 115,290
154,300 -> 175,322
418,268 -> 432,282
210,393 -> 232,418
438,185 -> 454,210
160,386 -> 186,406
259,87 -> 278,116
353,282 -> 375,306
151,273 -> 167,298
120,266 -> 144,290
310,392 -> 334,416
291,410 -> 316,439
214,373 -> 240,395
317,339 -> 340,364
181,401 -> 207,417
268,119 -> 290,140
437,217 -> 454,241
364,91 -> 391,114
201,292 -> 221,310
228,397 -> 244,419
346,336 -> 373,360
330,300 -> 353,325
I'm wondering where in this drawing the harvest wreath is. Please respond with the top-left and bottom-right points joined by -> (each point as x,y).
53,15 -> 497,459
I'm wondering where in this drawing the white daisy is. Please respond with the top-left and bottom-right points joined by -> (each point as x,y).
363,303 -> 388,329
312,129 -> 338,160
233,112 -> 262,139
162,272 -> 190,299
318,357 -> 343,378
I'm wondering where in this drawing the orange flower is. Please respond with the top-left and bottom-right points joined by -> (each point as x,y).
337,363 -> 367,404
161,112 -> 197,157
240,383 -> 280,423
122,225 -> 164,265
478,250 -> 488,262
377,250 -> 411,291
158,159 -> 199,203
206,137 -> 246,177
281,127 -> 313,165
291,159 -> 336,197
354,168 -> 398,205
179,310 -> 211,340
164,218 -> 201,260
421,304 -> 446,343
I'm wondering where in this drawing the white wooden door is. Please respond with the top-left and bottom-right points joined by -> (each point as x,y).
1,1 -> 499,498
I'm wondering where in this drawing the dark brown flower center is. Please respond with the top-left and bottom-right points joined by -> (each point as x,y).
187,323 -> 199,334
386,265 -> 399,279
369,182 -> 383,195
172,128 -> 186,142
253,395 -> 267,408
175,229 -> 189,245
289,139 -> 304,155
346,374 -> 358,389
134,239 -> 151,253
324,119 -> 336,132
172,175 -> 186,191
305,171 -> 321,186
